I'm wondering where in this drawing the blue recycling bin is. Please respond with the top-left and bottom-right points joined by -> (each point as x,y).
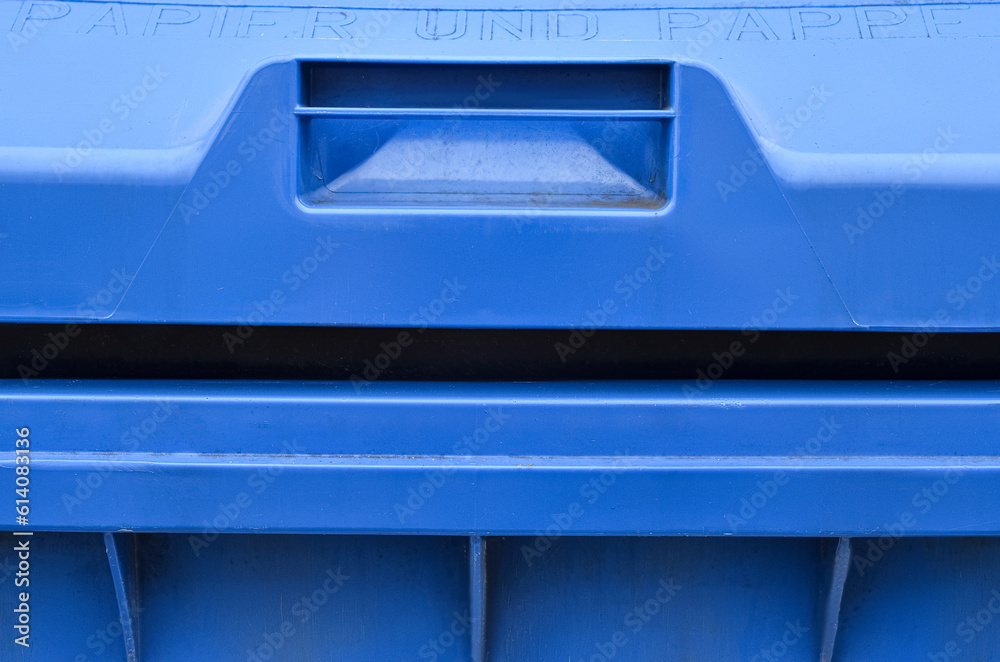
2,1 -> 1000,660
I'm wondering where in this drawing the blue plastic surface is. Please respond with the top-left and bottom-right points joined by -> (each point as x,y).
2,380 -> 1000,659
4,379 -> 1000,535
4,1 -> 1000,659
2,0 -> 999,329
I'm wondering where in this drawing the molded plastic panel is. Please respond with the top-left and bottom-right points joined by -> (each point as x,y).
137,534 -> 472,661
0,532 -> 128,662
485,536 -> 829,661
2,24 -> 997,328
3,379 -> 1000,536
835,538 -> 1000,662
5,532 -> 1000,661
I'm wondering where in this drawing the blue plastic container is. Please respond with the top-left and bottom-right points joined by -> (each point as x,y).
2,1 -> 1000,660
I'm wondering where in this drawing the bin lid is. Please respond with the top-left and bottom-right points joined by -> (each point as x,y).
1,0 -> 997,330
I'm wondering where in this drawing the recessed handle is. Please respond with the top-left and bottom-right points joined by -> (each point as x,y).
297,63 -> 672,210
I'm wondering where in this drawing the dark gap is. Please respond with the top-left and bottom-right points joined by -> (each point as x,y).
2,324 -> 998,381
303,63 -> 670,110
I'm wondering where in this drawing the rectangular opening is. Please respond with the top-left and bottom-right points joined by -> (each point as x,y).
303,63 -> 670,110
298,63 -> 671,210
